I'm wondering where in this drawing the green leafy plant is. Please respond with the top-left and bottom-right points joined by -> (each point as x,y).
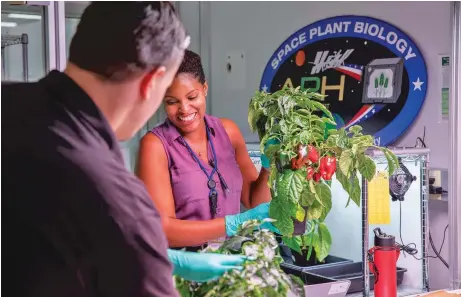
175,219 -> 306,297
248,86 -> 399,263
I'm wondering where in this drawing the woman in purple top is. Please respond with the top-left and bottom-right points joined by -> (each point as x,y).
137,50 -> 277,249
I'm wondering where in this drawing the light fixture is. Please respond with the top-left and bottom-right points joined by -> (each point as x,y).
7,13 -> 42,20
1,21 -> 18,27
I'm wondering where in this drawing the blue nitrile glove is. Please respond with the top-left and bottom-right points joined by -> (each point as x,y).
167,249 -> 246,282
225,202 -> 280,236
260,139 -> 281,169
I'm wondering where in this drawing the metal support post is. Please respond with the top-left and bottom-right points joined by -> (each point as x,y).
449,0 -> 461,290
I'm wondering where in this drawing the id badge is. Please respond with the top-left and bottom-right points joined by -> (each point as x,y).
209,191 -> 218,217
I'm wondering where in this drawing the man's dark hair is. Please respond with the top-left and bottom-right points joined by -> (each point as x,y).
176,50 -> 206,84
69,1 -> 187,81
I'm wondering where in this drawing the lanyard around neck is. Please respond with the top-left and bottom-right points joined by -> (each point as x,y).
180,121 -> 219,216
180,122 -> 218,181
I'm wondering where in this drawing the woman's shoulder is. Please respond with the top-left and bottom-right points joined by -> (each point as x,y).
218,117 -> 239,134
204,114 -> 235,136
216,117 -> 243,148
138,131 -> 170,166
140,132 -> 163,151
148,119 -> 180,144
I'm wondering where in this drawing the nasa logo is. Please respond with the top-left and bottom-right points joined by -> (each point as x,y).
260,16 -> 428,146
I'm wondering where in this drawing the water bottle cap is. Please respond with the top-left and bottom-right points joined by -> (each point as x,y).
373,228 -> 396,247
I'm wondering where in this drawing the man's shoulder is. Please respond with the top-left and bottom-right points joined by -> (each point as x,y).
55,147 -> 144,195
2,80 -> 47,125
42,146 -> 161,228
2,80 -> 42,93
2,81 -> 47,113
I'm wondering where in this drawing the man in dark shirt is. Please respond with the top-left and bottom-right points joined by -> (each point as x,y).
2,2 -> 246,297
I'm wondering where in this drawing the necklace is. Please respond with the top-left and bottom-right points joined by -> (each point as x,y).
189,142 -> 205,157
186,134 -> 206,157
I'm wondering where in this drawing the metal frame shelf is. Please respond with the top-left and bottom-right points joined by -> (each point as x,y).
1,33 -> 29,81
362,147 -> 431,297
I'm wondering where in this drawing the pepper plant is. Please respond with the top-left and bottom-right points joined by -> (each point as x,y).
175,219 -> 306,297
248,87 -> 399,263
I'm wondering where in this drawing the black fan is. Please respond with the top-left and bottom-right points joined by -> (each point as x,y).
389,158 -> 417,201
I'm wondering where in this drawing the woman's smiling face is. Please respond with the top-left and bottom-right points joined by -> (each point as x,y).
164,73 -> 208,134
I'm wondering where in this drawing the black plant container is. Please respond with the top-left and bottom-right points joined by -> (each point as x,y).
291,249 -> 352,267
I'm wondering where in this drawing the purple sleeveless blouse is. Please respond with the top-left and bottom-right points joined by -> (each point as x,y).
151,114 -> 243,221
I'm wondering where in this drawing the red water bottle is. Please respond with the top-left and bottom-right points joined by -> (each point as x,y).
368,228 -> 401,297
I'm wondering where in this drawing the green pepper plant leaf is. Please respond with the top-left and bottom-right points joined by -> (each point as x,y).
174,219 -> 306,297
248,86 -> 399,263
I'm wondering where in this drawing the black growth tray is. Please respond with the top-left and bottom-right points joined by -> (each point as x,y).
303,262 -> 407,294
281,264 -> 336,286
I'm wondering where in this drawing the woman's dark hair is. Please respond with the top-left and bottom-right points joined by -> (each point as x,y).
68,1 -> 187,82
176,50 -> 206,84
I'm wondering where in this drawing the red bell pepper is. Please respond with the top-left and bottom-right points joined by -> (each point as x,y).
313,172 -> 321,182
307,145 -> 319,163
291,158 -> 299,170
297,144 -> 307,159
319,156 -> 337,180
291,144 -> 311,170
321,171 -> 334,181
291,158 -> 304,170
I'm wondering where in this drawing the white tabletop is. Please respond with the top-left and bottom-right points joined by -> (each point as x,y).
347,289 -> 461,297
405,289 -> 461,297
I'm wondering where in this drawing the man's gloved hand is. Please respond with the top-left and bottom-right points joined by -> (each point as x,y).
225,202 -> 280,236
167,249 -> 246,282
260,138 -> 280,169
